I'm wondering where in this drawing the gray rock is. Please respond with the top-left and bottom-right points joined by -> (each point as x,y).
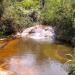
21,25 -> 55,43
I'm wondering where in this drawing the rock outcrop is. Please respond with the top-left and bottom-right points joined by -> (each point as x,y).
21,25 -> 55,42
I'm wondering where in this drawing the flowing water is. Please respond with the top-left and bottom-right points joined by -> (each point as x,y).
0,38 -> 73,75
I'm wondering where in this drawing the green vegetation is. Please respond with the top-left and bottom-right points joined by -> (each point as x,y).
0,0 -> 75,74
40,0 -> 74,42
0,0 -> 75,43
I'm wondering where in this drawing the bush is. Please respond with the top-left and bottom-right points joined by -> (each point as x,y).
40,0 -> 74,42
55,17 -> 73,42
1,0 -> 38,33
15,15 -> 33,32
15,0 -> 39,9
0,18 -> 16,37
0,0 -> 75,42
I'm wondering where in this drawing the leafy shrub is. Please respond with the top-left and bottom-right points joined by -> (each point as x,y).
40,0 -> 74,42
15,0 -> 39,9
0,0 -> 75,42
0,18 -> 16,37
15,15 -> 33,32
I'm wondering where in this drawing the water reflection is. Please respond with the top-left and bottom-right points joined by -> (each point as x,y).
0,38 -> 73,75
15,38 -> 72,63
8,53 -> 68,75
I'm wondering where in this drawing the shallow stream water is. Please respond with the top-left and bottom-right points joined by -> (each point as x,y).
0,38 -> 73,75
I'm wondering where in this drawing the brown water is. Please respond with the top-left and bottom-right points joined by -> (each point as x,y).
0,38 -> 73,75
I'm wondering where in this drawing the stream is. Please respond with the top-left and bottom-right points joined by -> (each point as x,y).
0,38 -> 73,75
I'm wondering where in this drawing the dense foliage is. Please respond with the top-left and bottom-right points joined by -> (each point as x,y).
0,0 -> 75,43
40,0 -> 75,42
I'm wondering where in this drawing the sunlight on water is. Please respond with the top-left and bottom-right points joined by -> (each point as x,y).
0,39 -> 72,75
39,59 -> 68,75
8,53 -> 39,75
8,53 -> 68,75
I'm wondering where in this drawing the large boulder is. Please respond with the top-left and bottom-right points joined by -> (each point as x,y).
21,25 -> 55,43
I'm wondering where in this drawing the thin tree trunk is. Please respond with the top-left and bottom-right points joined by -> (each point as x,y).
39,0 -> 45,9
0,0 -> 4,19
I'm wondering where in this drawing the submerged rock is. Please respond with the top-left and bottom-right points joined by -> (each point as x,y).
21,25 -> 55,43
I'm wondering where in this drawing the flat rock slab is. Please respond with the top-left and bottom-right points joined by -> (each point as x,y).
21,25 -> 55,42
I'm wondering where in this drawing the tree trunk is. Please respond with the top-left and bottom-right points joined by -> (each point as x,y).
39,0 -> 45,9
0,0 -> 4,19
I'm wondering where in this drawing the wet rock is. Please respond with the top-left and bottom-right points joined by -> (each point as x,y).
21,25 -> 55,43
